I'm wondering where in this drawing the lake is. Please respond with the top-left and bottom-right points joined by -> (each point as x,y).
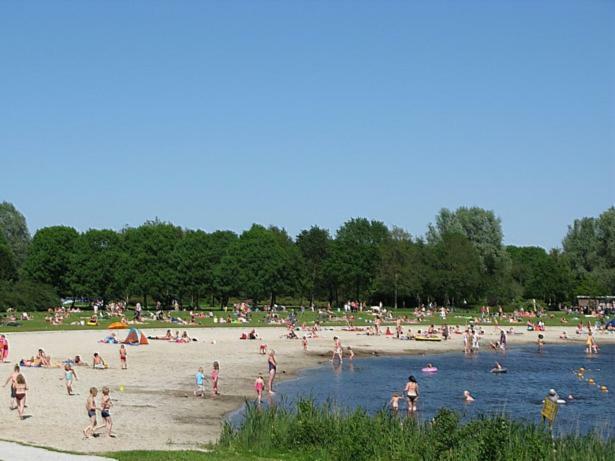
230,343 -> 614,437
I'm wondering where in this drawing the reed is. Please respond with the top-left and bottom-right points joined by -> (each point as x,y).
219,399 -> 615,461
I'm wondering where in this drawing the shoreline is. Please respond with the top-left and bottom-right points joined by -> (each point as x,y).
0,326 -> 613,453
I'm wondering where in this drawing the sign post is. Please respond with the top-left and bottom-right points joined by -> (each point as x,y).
541,399 -> 558,427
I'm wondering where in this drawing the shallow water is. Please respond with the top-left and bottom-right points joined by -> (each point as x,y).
231,343 -> 614,437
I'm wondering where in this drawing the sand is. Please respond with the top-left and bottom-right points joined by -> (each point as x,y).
0,323 -> 612,453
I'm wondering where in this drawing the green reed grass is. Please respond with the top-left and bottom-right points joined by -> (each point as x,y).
218,399 -> 615,461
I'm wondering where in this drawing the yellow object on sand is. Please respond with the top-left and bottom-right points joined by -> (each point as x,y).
119,384 -> 125,392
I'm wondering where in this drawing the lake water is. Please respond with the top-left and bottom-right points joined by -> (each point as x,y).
230,344 -> 614,437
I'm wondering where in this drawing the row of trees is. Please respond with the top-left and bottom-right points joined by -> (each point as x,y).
0,201 -> 613,310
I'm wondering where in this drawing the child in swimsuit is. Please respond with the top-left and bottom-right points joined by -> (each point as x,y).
302,336 -> 308,352
61,364 -> 78,395
119,345 -> 127,369
3,364 -> 20,410
83,387 -> 98,438
255,375 -> 265,403
14,373 -> 27,420
96,386 -> 115,437
389,393 -> 401,412
211,361 -> 220,396
195,367 -> 205,397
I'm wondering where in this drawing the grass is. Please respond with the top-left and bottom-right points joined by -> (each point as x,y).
0,309 -> 584,333
211,399 -> 615,461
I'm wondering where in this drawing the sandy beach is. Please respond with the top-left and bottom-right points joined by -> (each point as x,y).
0,324 -> 613,453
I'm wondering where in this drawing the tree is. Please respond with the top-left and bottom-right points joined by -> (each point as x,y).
218,225 -> 299,306
69,229 -> 122,302
0,201 -> 31,268
0,233 -> 17,281
121,220 -> 183,306
562,207 -> 615,296
329,218 -> 390,301
373,227 -> 422,308
431,232 -> 482,305
296,226 -> 331,306
428,207 -> 512,303
23,226 -> 79,297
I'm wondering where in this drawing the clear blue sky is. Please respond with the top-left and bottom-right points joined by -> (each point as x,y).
1,1 -> 613,249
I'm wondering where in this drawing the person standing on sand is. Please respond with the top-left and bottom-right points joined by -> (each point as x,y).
3,364 -> 20,410
267,350 -> 277,394
331,337 -> 343,363
211,361 -> 220,396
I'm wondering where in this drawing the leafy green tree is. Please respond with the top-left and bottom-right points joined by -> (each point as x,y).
0,233 -> 18,281
432,232 -> 482,305
428,207 -> 512,303
563,207 -> 615,296
329,218 -> 390,301
23,226 -> 79,297
121,220 -> 183,306
373,227 -> 422,308
218,225 -> 299,306
69,229 -> 122,302
0,201 -> 31,268
296,226 -> 331,306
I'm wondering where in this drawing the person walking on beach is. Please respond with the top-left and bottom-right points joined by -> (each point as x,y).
14,373 -> 27,420
61,364 -> 78,395
95,386 -> 115,437
404,376 -> 419,412
3,364 -> 20,410
267,350 -> 277,394
83,387 -> 99,439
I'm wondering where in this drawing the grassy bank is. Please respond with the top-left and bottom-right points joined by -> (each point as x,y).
217,400 -> 613,461
106,399 -> 614,460
1,309 -> 579,333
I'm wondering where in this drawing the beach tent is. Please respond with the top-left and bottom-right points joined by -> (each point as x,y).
123,327 -> 149,345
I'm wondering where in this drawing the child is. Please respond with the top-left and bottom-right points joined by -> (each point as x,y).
389,393 -> 401,412
194,367 -> 205,397
61,364 -> 78,395
347,346 -> 355,360
119,345 -> 127,370
259,343 -> 267,355
83,387 -> 98,438
302,336 -> 308,352
211,361 -> 220,396
255,375 -> 265,403
96,386 -> 115,437
3,364 -> 20,410
14,373 -> 27,420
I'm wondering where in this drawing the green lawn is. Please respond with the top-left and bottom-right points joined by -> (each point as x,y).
0,308 -> 581,333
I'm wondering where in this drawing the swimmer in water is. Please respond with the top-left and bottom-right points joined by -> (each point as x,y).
490,361 -> 504,373
463,390 -> 475,402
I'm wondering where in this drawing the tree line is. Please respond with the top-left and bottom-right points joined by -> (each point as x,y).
0,201 -> 613,310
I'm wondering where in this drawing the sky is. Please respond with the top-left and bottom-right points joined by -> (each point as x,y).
1,1 -> 613,249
